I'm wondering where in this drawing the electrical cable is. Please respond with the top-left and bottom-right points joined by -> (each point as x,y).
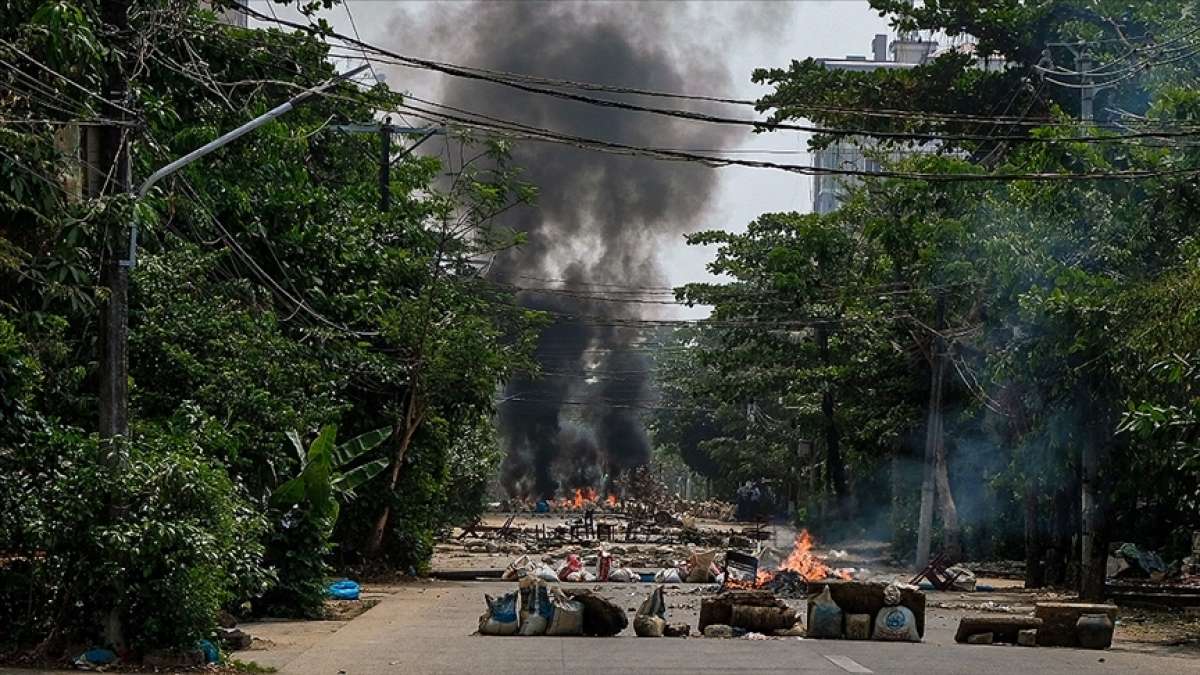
237,3 -> 1200,147
381,97 -> 1200,183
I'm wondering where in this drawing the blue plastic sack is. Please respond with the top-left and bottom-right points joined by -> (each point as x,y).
535,499 -> 550,513
79,648 -> 117,666
480,591 -> 521,635
328,579 -> 360,600
197,639 -> 219,664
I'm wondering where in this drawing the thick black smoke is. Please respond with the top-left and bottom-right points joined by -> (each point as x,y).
387,1 -> 789,498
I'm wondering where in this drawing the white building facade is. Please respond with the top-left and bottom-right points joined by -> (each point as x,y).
810,33 -> 937,215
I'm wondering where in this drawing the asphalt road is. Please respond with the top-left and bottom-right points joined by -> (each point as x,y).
235,580 -> 1200,675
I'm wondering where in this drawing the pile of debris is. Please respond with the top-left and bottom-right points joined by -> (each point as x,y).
722,531 -> 860,596
501,545 -> 727,584
671,499 -> 737,522
1104,534 -> 1200,608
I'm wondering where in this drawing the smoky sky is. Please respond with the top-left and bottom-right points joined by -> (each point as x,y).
385,1 -> 791,498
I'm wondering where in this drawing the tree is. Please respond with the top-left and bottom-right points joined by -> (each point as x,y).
0,0 -> 543,647
736,0 -> 1200,595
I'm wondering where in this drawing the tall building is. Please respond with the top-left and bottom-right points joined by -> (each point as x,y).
810,33 -> 1006,214
810,33 -> 937,214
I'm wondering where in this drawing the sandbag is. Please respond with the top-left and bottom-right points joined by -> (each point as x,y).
807,585 -> 844,639
558,553 -> 583,581
479,591 -> 520,636
634,586 -> 668,637
518,579 -> 553,636
545,588 -> 584,636
637,586 -> 667,619
686,550 -> 718,582
534,564 -> 560,582
945,565 -> 976,592
873,605 -> 920,642
503,555 -> 533,581
634,615 -> 666,637
608,567 -> 637,583
654,567 -> 683,583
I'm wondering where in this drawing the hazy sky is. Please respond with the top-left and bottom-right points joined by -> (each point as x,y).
248,1 -> 896,316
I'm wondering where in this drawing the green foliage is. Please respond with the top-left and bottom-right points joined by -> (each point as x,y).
257,424 -> 388,618
0,429 -> 267,651
678,0 -> 1200,561
273,425 -> 390,534
1,0 -> 540,648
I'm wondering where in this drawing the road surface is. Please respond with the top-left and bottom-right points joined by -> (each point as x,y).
233,580 -> 1199,675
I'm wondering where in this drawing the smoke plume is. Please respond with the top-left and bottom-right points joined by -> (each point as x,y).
386,1 -> 788,498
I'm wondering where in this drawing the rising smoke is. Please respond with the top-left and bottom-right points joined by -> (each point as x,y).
386,1 -> 791,498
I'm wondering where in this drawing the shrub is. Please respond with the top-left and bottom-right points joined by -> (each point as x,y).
0,430 -> 269,653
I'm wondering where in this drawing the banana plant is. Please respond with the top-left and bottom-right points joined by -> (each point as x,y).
271,424 -> 391,534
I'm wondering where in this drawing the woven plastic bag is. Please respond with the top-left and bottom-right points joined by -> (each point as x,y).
545,588 -> 584,636
479,591 -> 520,636
807,586 -> 844,638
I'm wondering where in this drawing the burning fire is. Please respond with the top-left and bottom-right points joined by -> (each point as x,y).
732,529 -> 851,588
605,494 -> 618,507
572,487 -> 598,508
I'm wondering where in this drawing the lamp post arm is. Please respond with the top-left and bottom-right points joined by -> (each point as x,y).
124,64 -> 369,266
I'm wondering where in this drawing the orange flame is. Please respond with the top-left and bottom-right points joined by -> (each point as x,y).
735,529 -> 851,587
776,530 -> 850,582
570,487 -> 599,509
605,494 -> 618,507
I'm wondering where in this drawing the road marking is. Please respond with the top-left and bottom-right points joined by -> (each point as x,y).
824,654 -> 872,673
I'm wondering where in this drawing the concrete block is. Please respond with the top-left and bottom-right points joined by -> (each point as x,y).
1017,629 -> 1038,647
1034,602 -> 1118,647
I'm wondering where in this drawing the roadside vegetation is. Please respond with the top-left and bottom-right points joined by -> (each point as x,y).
2,0 -> 1199,662
652,0 -> 1200,599
0,0 -> 540,658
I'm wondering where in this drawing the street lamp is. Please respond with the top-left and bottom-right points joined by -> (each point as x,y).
102,65 -> 369,439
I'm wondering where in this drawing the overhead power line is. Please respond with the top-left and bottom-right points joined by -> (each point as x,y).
382,98 -> 1200,183
235,3 -> 1200,147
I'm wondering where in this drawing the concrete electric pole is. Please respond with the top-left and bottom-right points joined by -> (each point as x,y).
97,0 -> 131,443
100,64 -> 369,451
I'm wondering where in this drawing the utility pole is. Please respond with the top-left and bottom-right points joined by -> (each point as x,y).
1043,42 -> 1112,600
96,1 -> 131,650
98,0 -> 131,443
331,122 -> 440,213
378,118 -> 391,212
1071,45 -> 1109,601
1077,48 -> 1103,600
